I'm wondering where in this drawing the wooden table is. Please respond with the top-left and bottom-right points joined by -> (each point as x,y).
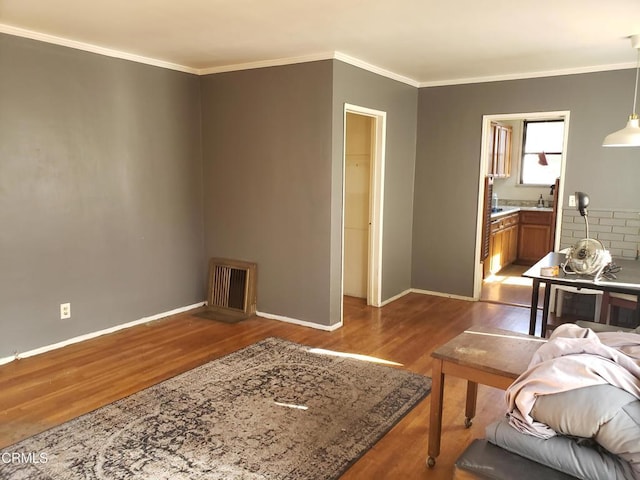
426,326 -> 545,467
523,252 -> 640,337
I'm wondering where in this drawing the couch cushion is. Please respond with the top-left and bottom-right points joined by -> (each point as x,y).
486,418 -> 635,480
531,384 -> 640,474
455,439 -> 578,479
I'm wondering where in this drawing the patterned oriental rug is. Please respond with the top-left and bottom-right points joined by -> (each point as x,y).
3,337 -> 431,480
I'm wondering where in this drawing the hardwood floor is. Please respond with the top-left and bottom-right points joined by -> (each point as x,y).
0,293 -> 536,479
480,263 -> 545,308
480,264 -> 580,333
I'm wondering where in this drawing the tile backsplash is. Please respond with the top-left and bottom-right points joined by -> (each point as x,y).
560,208 -> 640,259
499,198 -> 553,208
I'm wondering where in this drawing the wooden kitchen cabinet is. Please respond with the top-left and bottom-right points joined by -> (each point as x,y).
486,212 -> 519,275
517,211 -> 553,265
505,220 -> 519,265
488,122 -> 512,178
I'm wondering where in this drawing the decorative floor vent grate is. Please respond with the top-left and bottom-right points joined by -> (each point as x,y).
202,258 -> 257,323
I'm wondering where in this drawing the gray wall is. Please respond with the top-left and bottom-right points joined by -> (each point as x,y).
0,34 -> 204,357
413,70 -> 640,297
331,61 -> 418,318
200,62 -> 335,326
6,30 -> 639,353
200,60 -> 418,328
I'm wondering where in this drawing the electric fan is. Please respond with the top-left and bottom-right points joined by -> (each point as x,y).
563,192 -> 612,279
565,238 -> 611,277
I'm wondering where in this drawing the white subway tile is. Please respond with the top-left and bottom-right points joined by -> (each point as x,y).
589,210 -> 613,219
563,224 -> 586,232
596,232 -> 624,241
612,226 -> 640,235
589,224 -> 612,233
599,218 -> 627,227
614,211 -> 640,219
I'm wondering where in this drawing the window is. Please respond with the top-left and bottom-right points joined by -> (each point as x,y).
520,120 -> 564,185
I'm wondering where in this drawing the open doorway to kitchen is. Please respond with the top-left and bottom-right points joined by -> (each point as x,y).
474,111 -> 570,309
342,104 -> 386,312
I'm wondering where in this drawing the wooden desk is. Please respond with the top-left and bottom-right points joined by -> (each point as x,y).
427,326 -> 544,468
523,252 -> 640,337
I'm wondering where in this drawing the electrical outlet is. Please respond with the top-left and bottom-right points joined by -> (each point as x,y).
568,195 -> 576,207
60,303 -> 71,319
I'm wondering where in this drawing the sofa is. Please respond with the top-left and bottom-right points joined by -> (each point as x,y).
455,323 -> 640,480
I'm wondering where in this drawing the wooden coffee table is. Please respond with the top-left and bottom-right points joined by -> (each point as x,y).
427,325 -> 545,467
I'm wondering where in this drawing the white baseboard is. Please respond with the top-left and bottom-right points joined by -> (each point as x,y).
0,301 -> 206,366
0,291 -> 473,366
256,311 -> 342,331
379,289 -> 412,306
410,288 -> 475,302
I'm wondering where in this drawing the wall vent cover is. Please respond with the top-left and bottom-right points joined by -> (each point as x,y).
200,258 -> 257,323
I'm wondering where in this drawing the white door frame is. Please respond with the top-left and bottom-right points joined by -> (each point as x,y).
473,110 -> 570,299
343,103 -> 387,307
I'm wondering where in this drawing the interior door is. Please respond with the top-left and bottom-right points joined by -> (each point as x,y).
343,112 -> 373,298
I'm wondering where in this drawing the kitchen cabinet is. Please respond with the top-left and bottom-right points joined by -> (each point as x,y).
486,212 -> 519,275
505,219 -> 519,265
517,211 -> 553,265
488,122 -> 512,178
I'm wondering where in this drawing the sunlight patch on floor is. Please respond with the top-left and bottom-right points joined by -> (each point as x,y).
308,348 -> 403,366
274,401 -> 309,410
502,276 -> 533,287
484,274 -> 507,284
484,272 -> 532,286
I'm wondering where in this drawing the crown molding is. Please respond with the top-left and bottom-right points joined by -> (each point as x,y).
0,23 -> 199,74
2,23 -> 635,88
418,61 -> 637,88
198,51 -> 420,87
333,52 -> 420,87
0,23 -> 420,85
197,52 -> 336,75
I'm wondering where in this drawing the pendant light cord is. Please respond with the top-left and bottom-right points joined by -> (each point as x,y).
633,48 -> 640,117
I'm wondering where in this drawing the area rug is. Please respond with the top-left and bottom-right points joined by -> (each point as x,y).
3,337 -> 431,480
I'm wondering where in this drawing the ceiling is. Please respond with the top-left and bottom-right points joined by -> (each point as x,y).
2,0 -> 640,86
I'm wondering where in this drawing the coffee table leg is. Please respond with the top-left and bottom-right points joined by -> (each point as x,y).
464,381 -> 478,427
427,358 -> 444,467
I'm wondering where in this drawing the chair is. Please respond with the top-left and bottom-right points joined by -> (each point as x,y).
550,249 -> 603,321
552,285 -> 603,320
599,291 -> 639,326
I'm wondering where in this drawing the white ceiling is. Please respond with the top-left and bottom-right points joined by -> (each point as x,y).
2,0 -> 640,86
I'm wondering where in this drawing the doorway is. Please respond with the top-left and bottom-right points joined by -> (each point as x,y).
474,111 -> 570,305
342,104 -> 386,309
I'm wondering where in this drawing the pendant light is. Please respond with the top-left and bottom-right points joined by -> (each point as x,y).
603,34 -> 640,147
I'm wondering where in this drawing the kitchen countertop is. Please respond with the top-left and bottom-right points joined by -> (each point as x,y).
490,205 -> 553,219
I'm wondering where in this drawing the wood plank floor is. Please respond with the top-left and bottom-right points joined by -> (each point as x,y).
0,293 -> 538,479
480,264 -> 547,308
